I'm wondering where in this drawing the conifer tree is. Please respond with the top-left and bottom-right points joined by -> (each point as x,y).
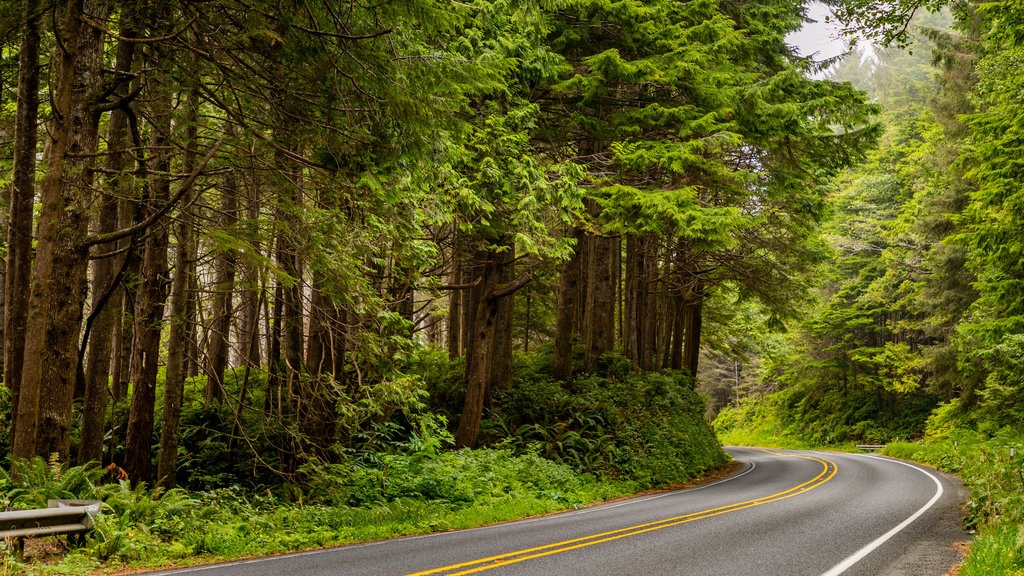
544,0 -> 880,378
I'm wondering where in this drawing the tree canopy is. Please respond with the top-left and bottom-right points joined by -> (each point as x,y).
0,0 -> 876,491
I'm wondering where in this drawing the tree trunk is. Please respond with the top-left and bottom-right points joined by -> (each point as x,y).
236,175 -> 263,371
682,284 -> 705,378
14,0 -> 108,461
554,227 -> 585,381
623,235 -> 641,365
490,248 -> 515,392
157,204 -> 194,489
456,247 -> 531,448
157,79 -> 201,489
640,237 -> 660,371
5,0 -> 42,451
266,279 -> 284,417
455,254 -> 499,449
204,171 -> 238,403
79,24 -> 138,466
274,159 -> 304,433
110,290 -> 133,403
301,273 -> 339,457
305,278 -> 331,376
124,80 -> 173,485
447,233 -> 464,359
585,229 -> 617,368
624,234 -> 659,371
668,292 -> 685,370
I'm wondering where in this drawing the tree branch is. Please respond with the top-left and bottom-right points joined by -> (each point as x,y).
435,277 -> 483,291
490,273 -> 533,300
81,138 -> 224,248
79,13 -> 197,44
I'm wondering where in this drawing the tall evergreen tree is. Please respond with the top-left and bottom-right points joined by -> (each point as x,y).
543,0 -> 880,378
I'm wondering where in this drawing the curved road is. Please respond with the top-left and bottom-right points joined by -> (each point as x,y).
146,448 -> 969,576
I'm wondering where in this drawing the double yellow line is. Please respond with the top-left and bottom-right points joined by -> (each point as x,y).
408,451 -> 837,576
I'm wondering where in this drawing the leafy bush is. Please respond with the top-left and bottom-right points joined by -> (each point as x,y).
483,354 -> 728,486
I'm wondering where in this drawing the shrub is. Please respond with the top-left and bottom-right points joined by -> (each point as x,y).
487,354 -> 729,486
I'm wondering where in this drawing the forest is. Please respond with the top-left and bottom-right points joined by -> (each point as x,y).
0,0 -> 1022,574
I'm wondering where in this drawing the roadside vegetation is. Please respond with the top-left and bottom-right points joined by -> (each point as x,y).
1,355 -> 727,575
717,401 -> 1024,576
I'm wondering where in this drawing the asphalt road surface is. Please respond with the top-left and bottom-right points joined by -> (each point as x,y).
144,447 -> 969,576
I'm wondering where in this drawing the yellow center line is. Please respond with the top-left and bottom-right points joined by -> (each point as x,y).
407,451 -> 838,576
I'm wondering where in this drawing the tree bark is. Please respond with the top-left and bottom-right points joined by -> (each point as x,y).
456,247 -> 531,448
682,282 -> 705,378
301,273 -> 339,457
204,171 -> 238,403
668,292 -> 685,371
640,237 -> 660,371
236,169 -> 263,371
455,253 -> 498,449
157,77 -> 201,489
157,203 -> 194,489
623,235 -> 640,364
554,227 -> 585,381
447,245 -> 463,359
5,0 -> 42,451
124,71 -> 173,485
585,229 -> 617,368
14,0 -> 108,461
490,248 -> 516,392
79,21 -> 138,466
624,234 -> 659,371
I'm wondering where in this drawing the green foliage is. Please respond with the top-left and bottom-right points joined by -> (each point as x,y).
713,392 -> 811,449
300,447 -> 588,509
969,334 -> 1024,431
89,482 -> 198,562
944,0 -> 1024,429
960,523 -> 1024,576
482,354 -> 729,485
825,0 -> 964,48
417,348 -> 728,486
1,444 -> 630,575
2,456 -> 103,509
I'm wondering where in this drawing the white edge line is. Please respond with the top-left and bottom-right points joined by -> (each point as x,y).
143,459 -> 758,575
819,455 -> 945,576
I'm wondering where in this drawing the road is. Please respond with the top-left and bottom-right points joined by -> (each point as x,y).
145,447 -> 969,576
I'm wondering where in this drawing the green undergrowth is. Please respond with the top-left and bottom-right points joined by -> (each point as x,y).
1,355 -> 728,575
884,428 -> 1024,576
712,393 -> 811,449
1,449 -> 637,575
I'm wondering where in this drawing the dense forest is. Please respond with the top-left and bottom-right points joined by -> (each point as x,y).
2,0 -> 1024,573
714,0 -> 1024,448
0,0 -> 874,485
711,2 -> 1024,573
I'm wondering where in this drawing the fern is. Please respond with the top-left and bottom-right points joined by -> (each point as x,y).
4,456 -> 103,509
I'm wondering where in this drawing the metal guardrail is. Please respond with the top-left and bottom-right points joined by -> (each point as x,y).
1,499 -> 102,558
855,444 -> 887,451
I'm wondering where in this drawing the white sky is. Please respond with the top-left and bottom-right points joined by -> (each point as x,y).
786,2 -> 849,61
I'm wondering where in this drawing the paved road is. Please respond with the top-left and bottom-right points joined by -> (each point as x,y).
145,448 -> 969,575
